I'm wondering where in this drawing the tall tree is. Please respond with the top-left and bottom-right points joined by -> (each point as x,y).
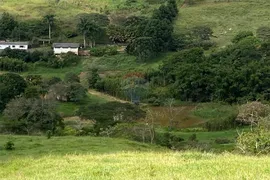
77,17 -> 101,48
77,17 -> 90,48
0,12 -> 18,39
43,14 -> 55,42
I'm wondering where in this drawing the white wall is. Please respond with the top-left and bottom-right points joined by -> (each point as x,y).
53,47 -> 79,55
0,44 -> 28,50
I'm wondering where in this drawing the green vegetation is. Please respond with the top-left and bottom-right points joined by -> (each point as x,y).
1,136 -> 270,180
1,2 -> 270,178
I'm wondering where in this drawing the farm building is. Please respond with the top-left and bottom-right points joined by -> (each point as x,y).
0,41 -> 29,50
53,43 -> 80,55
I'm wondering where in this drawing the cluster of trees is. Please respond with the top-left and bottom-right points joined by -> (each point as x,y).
0,49 -> 80,69
125,0 -> 178,60
0,57 -> 28,72
0,72 -> 88,134
0,12 -> 54,41
147,32 -> 270,103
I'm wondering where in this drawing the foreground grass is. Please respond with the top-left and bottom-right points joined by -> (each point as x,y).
0,135 -> 164,159
1,136 -> 270,179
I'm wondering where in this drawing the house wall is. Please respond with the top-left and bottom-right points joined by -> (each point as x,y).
53,47 -> 79,55
0,44 -> 28,50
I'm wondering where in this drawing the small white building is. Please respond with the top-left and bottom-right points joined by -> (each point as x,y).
0,42 -> 29,50
53,43 -> 80,55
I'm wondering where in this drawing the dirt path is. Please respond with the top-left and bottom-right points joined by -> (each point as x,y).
88,89 -> 129,103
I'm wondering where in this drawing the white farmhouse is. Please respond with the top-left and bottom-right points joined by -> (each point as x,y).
53,43 -> 80,55
0,42 -> 29,50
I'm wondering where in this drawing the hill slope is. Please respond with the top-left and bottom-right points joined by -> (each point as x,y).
1,0 -> 270,46
1,135 -> 270,180
176,0 -> 270,46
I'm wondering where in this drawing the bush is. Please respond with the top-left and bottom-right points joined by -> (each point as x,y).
0,57 -> 28,72
188,133 -> 197,142
236,102 -> 270,125
237,117 -> 270,155
204,113 -> 237,131
90,46 -> 118,57
232,31 -> 254,44
155,132 -> 184,148
5,141 -> 15,150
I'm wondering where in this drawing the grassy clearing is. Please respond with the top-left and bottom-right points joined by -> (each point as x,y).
85,52 -> 167,73
57,93 -> 109,117
176,0 -> 270,47
1,136 -> 270,179
192,103 -> 238,122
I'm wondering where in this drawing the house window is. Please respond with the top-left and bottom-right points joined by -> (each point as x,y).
19,46 -> 24,48
12,45 -> 15,48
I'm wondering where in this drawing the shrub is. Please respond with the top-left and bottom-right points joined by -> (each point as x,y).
232,31 -> 254,44
188,133 -> 197,142
155,132 -> 184,148
5,141 -> 15,150
0,57 -> 28,72
61,126 -> 78,136
90,46 -> 118,57
236,101 -> 270,125
237,117 -> 270,155
204,113 -> 237,131
46,130 -> 52,139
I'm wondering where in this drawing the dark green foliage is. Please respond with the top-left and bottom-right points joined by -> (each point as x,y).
90,46 -> 118,57
24,86 -> 40,98
64,72 -> 80,83
125,0 -> 178,59
232,31 -> 254,44
78,102 -> 146,135
0,57 -> 28,72
204,114 -> 237,131
107,25 -> 127,43
46,52 -> 80,68
49,82 -> 86,102
188,133 -> 197,142
87,68 -> 101,88
3,97 -> 63,134
149,34 -> 270,103
4,141 -> 15,150
46,130 -> 52,139
1,48 -> 30,62
126,37 -> 157,61
155,132 -> 184,148
191,25 -> 213,40
0,12 -> 18,39
0,73 -> 27,112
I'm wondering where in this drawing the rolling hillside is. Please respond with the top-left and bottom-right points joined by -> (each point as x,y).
1,0 -> 270,46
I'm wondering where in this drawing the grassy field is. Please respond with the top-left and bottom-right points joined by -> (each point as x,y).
1,135 -> 270,180
177,0 -> 270,46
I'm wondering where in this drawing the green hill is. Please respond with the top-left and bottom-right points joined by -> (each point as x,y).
1,0 -> 270,46
1,135 -> 270,180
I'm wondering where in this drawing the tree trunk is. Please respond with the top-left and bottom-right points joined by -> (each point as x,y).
49,24 -> 51,43
83,33 -> 86,48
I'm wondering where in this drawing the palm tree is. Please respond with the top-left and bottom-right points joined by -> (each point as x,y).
77,17 -> 101,48
77,17 -> 90,48
44,14 -> 55,42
